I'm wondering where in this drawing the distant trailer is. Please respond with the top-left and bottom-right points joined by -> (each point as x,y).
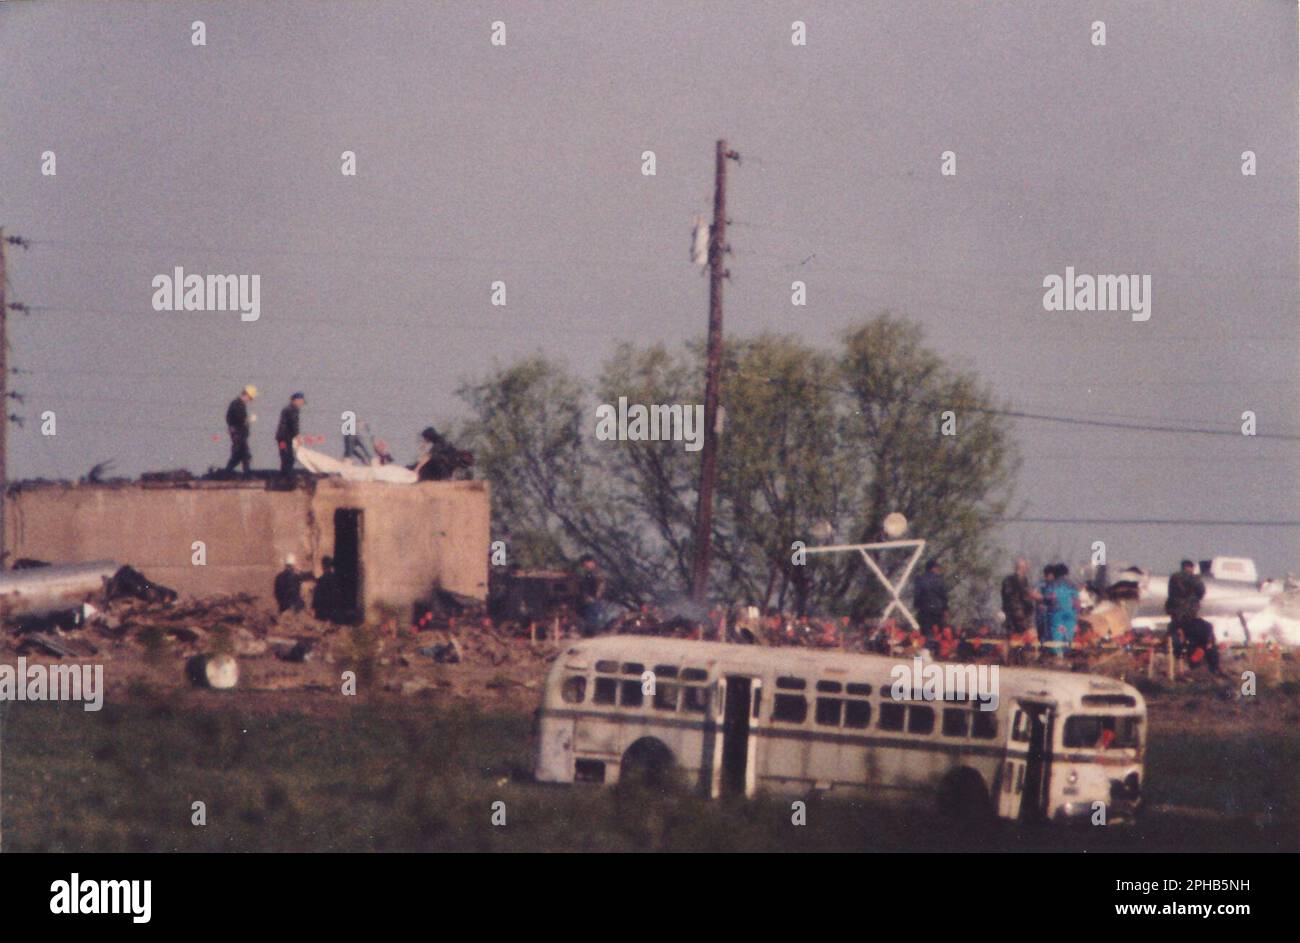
536,636 -> 1146,825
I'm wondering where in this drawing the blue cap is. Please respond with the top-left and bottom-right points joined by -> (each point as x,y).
291,391 -> 306,401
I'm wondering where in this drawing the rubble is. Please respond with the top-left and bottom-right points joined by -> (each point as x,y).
15,633 -> 81,658
0,558 -> 559,703
417,637 -> 462,663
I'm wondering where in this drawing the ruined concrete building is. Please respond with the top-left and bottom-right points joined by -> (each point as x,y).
2,476 -> 490,619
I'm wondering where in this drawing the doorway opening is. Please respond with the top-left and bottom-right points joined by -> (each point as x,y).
332,508 -> 363,624
721,676 -> 753,796
1019,703 -> 1054,821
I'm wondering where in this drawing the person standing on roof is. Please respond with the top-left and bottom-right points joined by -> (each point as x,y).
275,392 -> 306,476
223,385 -> 257,476
412,426 -> 456,481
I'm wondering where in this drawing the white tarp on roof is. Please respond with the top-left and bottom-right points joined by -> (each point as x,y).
294,445 -> 418,484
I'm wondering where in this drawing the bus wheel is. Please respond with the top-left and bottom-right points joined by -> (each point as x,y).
619,738 -> 677,791
937,768 -> 994,829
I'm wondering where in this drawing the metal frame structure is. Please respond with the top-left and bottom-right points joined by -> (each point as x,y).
803,539 -> 927,630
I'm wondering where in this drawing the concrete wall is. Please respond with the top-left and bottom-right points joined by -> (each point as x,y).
308,479 -> 490,611
3,477 -> 490,616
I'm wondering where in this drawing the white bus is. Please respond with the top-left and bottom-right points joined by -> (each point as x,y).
535,636 -> 1146,823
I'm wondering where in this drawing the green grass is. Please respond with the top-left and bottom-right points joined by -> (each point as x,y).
1,691 -> 1295,852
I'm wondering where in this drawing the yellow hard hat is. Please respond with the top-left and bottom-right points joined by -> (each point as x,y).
243,385 -> 258,399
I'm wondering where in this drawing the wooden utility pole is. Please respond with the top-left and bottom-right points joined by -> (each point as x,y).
0,226 -> 7,565
690,140 -> 739,603
0,226 -> 5,856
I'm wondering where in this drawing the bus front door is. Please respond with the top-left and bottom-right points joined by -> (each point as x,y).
998,703 -> 1033,820
1019,703 -> 1054,820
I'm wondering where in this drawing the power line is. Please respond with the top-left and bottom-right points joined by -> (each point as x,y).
1002,517 -> 1300,527
736,370 -> 1300,442
1022,453 -> 1295,463
26,238 -> 682,273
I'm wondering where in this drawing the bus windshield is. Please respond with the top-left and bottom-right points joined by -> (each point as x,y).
1063,715 -> 1140,750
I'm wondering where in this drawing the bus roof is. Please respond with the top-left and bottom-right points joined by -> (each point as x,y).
556,636 -> 1144,711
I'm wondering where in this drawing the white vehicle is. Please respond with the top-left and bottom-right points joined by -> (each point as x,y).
536,636 -> 1146,823
1124,557 -> 1300,646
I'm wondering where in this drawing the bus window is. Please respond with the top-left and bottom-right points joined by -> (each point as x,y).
971,710 -> 998,739
815,697 -> 843,726
1064,715 -> 1140,749
561,676 -> 586,704
1082,694 -> 1136,708
776,676 -> 807,691
595,660 -> 619,674
907,706 -> 935,735
846,683 -> 872,696
773,694 -> 808,724
620,679 -> 644,707
593,677 -> 618,705
941,708 -> 969,737
1118,716 -> 1141,746
682,668 -> 708,682
653,682 -> 680,711
1011,710 -> 1032,742
681,685 -> 710,713
622,662 -> 645,676
879,702 -> 905,731
844,700 -> 871,729
816,680 -> 842,693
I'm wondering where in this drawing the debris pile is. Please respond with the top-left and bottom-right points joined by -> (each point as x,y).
0,563 -> 562,703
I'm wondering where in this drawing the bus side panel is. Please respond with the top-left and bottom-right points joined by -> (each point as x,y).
572,715 -> 708,786
808,736 -> 841,791
536,715 -> 574,783
759,728 -> 815,793
574,716 -> 620,757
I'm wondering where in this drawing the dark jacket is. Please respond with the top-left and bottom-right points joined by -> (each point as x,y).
275,404 -> 300,444
1166,570 -> 1206,621
226,397 -> 249,432
1001,573 -> 1034,629
273,567 -> 304,613
413,432 -> 460,481
913,571 -> 948,616
312,571 -> 343,622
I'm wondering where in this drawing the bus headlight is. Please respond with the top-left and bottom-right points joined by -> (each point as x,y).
1068,770 -> 1078,784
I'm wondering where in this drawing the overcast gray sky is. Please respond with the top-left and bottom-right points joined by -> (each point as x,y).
1,1 -> 1296,577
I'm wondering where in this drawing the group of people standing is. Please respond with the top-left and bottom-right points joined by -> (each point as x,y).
273,553 -> 351,623
914,556 -> 1080,652
223,386 -> 307,477
222,387 -> 471,481
1000,556 -> 1081,652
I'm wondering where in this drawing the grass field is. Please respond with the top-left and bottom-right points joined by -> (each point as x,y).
2,686 -> 1296,852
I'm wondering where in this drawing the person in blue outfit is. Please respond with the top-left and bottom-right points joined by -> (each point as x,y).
1049,563 -> 1080,652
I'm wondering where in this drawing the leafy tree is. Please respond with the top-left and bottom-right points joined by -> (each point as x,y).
454,315 -> 1018,622
834,314 -> 1017,619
